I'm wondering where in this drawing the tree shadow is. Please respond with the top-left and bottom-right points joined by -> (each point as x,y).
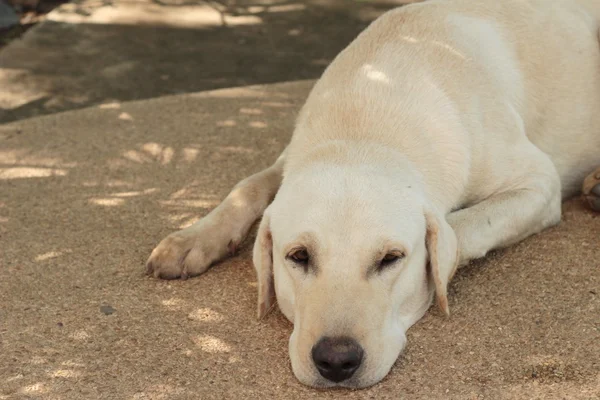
0,0 -> 417,123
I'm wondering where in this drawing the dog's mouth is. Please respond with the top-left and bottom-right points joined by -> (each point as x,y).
308,374 -> 366,389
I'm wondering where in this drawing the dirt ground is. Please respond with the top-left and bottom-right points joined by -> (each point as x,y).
0,81 -> 599,399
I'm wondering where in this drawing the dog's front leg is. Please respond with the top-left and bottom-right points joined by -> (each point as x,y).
447,152 -> 563,266
146,149 -> 286,279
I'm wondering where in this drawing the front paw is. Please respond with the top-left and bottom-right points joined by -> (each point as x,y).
146,228 -> 221,280
583,167 -> 600,212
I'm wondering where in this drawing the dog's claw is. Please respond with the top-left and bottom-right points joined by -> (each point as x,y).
588,184 -> 600,212
146,261 -> 154,275
583,168 -> 600,212
180,269 -> 189,280
228,240 -> 238,256
145,229 -> 221,280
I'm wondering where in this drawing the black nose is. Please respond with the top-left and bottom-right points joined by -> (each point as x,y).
311,336 -> 364,383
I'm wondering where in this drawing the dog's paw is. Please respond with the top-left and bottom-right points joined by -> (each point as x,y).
146,225 -> 232,280
583,167 -> 600,212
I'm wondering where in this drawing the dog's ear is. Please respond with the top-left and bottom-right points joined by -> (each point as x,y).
252,209 -> 275,320
424,209 -> 459,316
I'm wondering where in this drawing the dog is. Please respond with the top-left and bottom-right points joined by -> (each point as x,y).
146,0 -> 600,388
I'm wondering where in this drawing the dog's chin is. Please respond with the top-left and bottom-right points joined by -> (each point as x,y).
298,376 -> 386,390
295,367 -> 390,389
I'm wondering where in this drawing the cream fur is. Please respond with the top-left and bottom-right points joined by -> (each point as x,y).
147,0 -> 600,388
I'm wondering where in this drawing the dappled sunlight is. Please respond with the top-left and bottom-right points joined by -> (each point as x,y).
193,335 -> 231,353
89,197 -> 126,207
178,216 -> 201,229
249,120 -> 268,128
2,357 -> 88,399
164,212 -> 201,228
0,0 -> 360,123
159,183 -> 222,214
230,187 -> 251,209
187,307 -> 225,323
0,149 -> 77,168
361,64 -> 391,84
401,34 -> 419,43
50,2 -> 263,28
217,119 -> 237,127
49,369 -> 81,379
0,148 -> 76,180
29,356 -> 47,365
35,249 -> 72,262
111,188 -> 158,197
121,142 -> 177,165
69,330 -> 91,341
123,150 -> 153,164
161,297 -> 188,311
193,86 -> 269,99
0,167 -> 68,180
61,360 -> 85,368
261,101 -> 294,108
119,112 -> 134,121
159,147 -> 174,165
82,179 -> 132,188
6,374 -> 24,383
142,143 -> 174,164
142,142 -> 165,156
181,147 -> 200,163
169,187 -> 193,199
19,382 -> 47,394
218,146 -> 254,154
239,107 -> 263,115
83,179 -> 161,209
160,198 -> 220,208
228,355 -> 241,363
243,3 -> 306,14
99,102 -> 122,109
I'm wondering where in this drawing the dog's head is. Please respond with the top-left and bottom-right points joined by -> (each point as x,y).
253,158 -> 458,388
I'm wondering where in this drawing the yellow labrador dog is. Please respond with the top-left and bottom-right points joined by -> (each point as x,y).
147,0 -> 600,388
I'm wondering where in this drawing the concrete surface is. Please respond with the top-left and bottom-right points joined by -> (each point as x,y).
0,0 -> 421,123
0,81 -> 599,399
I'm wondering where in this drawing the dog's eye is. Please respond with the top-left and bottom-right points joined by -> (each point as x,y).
379,252 -> 404,269
288,248 -> 309,265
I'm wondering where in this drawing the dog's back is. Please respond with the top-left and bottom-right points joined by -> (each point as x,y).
289,0 -> 600,197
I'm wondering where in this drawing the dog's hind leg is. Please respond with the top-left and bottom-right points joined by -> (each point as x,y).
583,166 -> 600,212
146,148 -> 287,279
447,147 -> 563,266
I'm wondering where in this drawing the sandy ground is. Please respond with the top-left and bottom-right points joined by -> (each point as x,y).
0,81 -> 599,399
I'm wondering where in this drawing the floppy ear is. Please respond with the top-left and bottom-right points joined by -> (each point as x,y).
425,210 -> 459,316
252,210 -> 275,320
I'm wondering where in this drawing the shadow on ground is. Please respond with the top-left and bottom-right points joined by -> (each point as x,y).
0,0 -> 417,123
